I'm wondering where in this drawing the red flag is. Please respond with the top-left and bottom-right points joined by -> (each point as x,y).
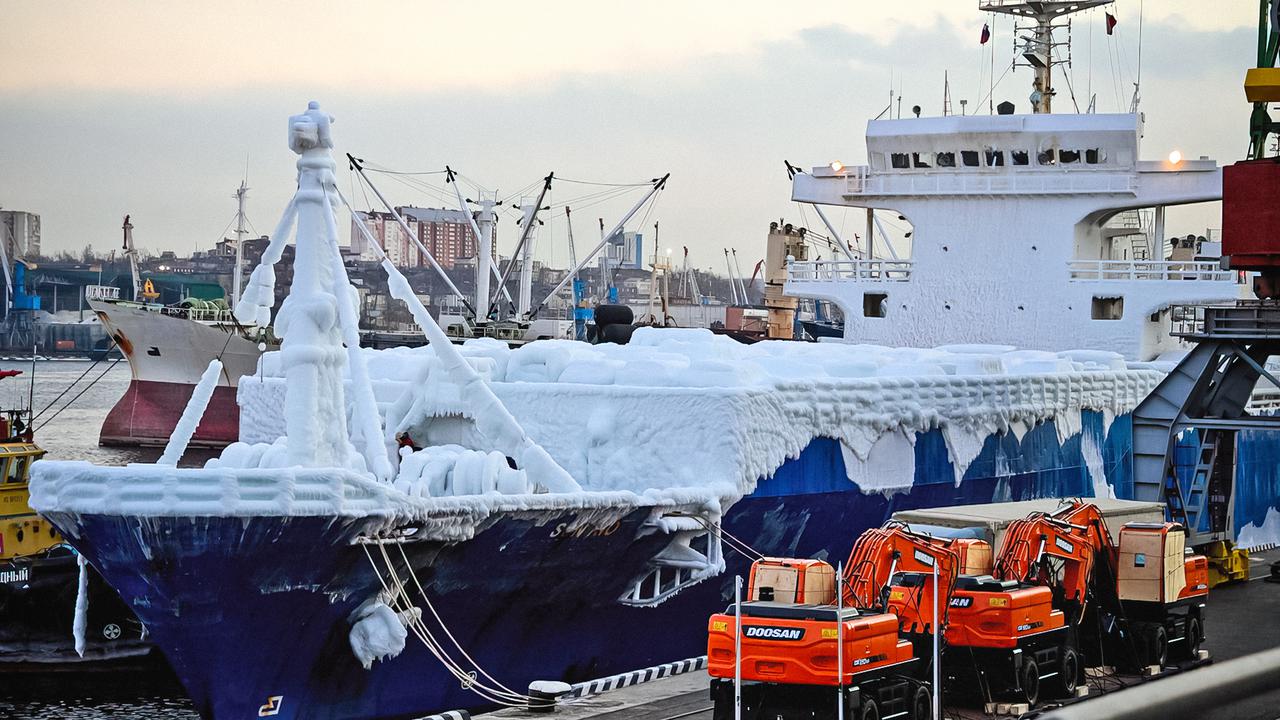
1105,12 -> 1118,35
980,23 -> 991,45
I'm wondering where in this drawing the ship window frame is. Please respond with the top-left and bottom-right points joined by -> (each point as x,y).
890,153 -> 910,170
5,455 -> 26,484
961,150 -> 981,167
912,152 -> 934,169
985,149 -> 1006,167
1010,150 -> 1029,166
936,151 -> 957,168
1091,296 -> 1124,321
1059,149 -> 1082,165
1085,148 -> 1108,165
863,292 -> 888,318
1038,148 -> 1058,166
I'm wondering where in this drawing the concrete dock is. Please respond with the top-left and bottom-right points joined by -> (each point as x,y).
486,549 -> 1279,720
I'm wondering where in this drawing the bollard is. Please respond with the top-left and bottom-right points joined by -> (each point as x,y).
527,681 -> 572,713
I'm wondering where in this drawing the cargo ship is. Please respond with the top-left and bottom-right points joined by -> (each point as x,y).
91,207 -> 273,448
27,4 -> 1280,719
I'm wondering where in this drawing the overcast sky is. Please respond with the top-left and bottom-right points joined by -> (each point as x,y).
0,1 -> 1259,272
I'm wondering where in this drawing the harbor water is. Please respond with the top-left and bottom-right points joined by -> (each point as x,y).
0,359 -> 200,719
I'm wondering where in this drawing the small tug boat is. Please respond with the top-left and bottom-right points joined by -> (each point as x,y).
0,369 -> 149,666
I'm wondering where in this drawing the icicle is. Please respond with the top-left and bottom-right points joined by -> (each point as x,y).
73,554 -> 88,658
233,196 -> 298,326
322,186 -> 391,481
158,359 -> 223,466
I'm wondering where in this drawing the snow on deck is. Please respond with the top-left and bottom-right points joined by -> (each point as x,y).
239,328 -> 1163,497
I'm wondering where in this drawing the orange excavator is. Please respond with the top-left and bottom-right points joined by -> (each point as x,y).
706,524 -> 985,720
706,502 -> 1210,716
978,501 -> 1208,684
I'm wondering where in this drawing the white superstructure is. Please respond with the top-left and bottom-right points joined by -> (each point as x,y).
786,1 -> 1239,361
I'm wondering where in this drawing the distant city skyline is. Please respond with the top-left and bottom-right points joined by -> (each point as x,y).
0,1 -> 1257,271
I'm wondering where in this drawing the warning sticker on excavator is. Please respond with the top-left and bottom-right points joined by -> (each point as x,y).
889,590 -> 905,600
988,597 -> 1009,607
822,628 -> 839,639
913,549 -> 935,566
712,621 -> 727,632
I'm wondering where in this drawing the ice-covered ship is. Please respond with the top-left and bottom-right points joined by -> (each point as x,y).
26,5 -> 1280,720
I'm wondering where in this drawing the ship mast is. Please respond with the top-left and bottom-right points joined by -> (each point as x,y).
980,0 -> 1113,114
231,180 -> 248,308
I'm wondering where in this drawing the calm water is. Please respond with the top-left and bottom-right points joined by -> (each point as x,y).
0,359 -> 202,719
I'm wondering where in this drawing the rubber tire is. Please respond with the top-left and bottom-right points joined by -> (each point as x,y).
859,697 -> 880,720
1018,657 -> 1040,706
1186,616 -> 1202,659
911,684 -> 932,720
1053,646 -> 1079,698
1149,623 -> 1169,669
600,323 -> 635,345
594,303 -> 634,327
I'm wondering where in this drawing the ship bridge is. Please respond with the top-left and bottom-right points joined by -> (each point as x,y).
788,111 -> 1238,361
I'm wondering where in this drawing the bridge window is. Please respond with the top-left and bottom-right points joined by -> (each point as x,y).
985,149 -> 1005,167
962,150 -> 981,167
1011,150 -> 1029,166
6,456 -> 27,483
912,152 -> 934,169
1091,296 -> 1124,320
864,292 -> 888,318
1085,148 -> 1108,164
1059,149 -> 1081,164
890,153 -> 910,169
936,152 -> 956,168
1038,149 -> 1058,165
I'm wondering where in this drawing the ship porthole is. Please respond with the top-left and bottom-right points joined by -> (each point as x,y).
15,529 -> 22,542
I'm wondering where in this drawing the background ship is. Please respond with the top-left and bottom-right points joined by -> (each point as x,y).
91,201 -> 273,448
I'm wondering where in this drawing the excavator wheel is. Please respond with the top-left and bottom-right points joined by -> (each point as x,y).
1185,616 -> 1203,659
1017,657 -> 1040,706
910,684 -> 932,720
1052,647 -> 1080,698
1148,624 -> 1169,668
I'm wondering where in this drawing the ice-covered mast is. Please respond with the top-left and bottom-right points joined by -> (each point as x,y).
235,102 -> 390,478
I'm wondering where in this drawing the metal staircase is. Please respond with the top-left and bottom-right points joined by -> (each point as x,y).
1132,302 -> 1280,545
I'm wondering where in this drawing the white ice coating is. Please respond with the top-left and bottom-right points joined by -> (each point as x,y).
224,102 -> 388,477
73,553 -> 88,658
238,328 -> 1163,498
1237,506 -> 1280,550
347,599 -> 408,670
157,359 -> 223,466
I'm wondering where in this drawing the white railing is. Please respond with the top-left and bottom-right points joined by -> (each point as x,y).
843,167 -> 1138,196
1067,260 -> 1233,282
787,259 -> 913,283
84,285 -> 121,301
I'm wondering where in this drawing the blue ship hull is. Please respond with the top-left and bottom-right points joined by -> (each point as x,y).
42,410 -> 1280,719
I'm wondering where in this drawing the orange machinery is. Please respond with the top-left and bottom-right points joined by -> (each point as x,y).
971,502 -> 1209,687
707,546 -> 934,720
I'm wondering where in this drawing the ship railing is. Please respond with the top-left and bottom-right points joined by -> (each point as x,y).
843,166 -> 1138,196
787,259 -> 913,283
1171,302 -> 1280,340
1067,260 -> 1233,282
158,306 -> 238,323
84,285 -> 121,302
